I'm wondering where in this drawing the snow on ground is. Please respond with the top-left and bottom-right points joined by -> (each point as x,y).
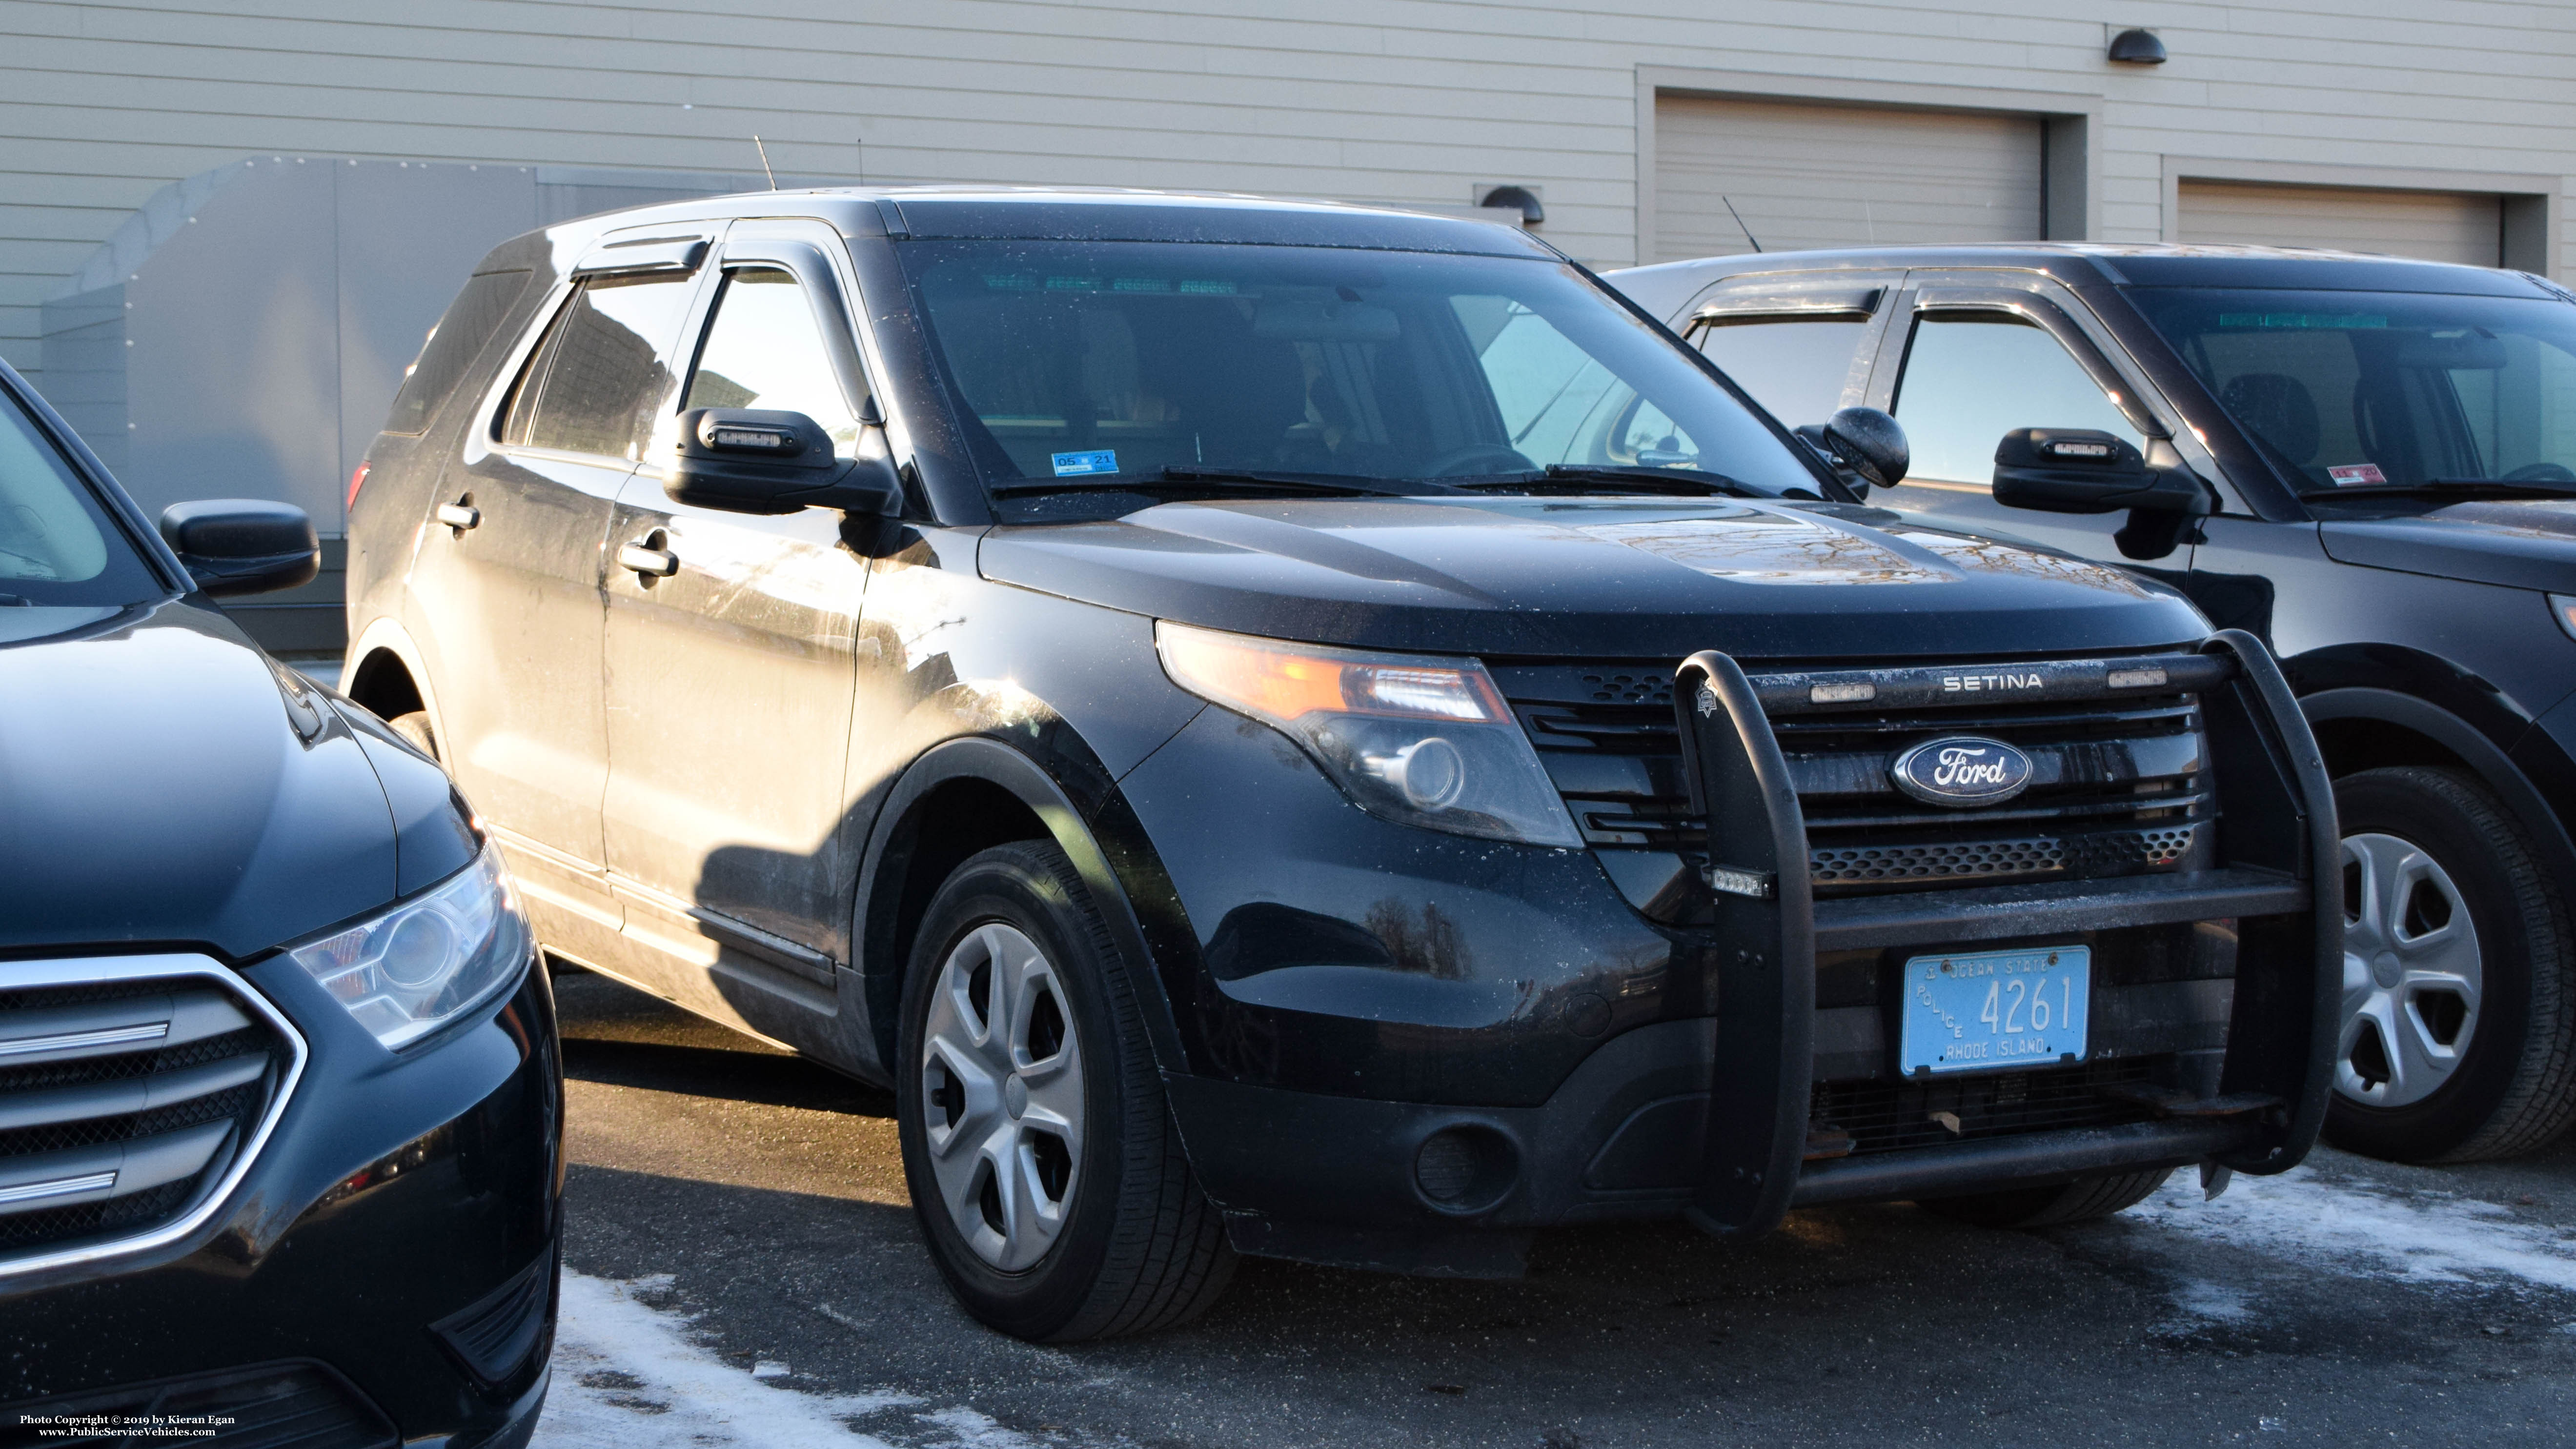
533,1270 -> 917,1448
2130,1165 -> 2576,1293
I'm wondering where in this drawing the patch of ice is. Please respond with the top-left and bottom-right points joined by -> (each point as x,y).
2166,1277 -> 2253,1323
2131,1166 -> 2576,1293
916,1406 -> 1048,1448
532,1269 -> 914,1448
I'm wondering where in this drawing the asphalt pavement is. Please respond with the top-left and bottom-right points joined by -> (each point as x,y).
537,966 -> 2576,1449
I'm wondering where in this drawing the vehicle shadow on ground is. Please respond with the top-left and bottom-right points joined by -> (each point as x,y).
555,968 -> 895,1119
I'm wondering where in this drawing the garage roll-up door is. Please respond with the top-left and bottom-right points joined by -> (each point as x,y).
1654,95 -> 2043,263
2177,181 -> 2502,266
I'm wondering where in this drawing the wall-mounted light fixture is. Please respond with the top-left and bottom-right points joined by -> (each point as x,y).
2107,28 -> 2168,63
1478,185 -> 1545,225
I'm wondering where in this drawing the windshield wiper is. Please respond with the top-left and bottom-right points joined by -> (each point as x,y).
2299,480 -> 2576,502
992,465 -> 1445,500
1450,464 -> 1768,498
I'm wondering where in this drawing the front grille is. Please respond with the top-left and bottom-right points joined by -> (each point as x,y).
1811,1057 -> 2160,1156
1497,653 -> 2216,910
1,1361 -> 396,1449
0,962 -> 300,1272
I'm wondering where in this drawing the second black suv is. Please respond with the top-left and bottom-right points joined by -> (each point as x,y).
1618,243 -> 2576,1165
345,191 -> 2336,1340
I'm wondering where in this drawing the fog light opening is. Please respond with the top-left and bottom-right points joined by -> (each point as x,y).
1413,1125 -> 1517,1214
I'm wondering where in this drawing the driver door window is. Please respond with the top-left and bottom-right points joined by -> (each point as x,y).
1893,313 -> 2143,486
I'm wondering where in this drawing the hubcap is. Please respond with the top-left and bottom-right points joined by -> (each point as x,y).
2336,832 -> 2482,1108
920,923 -> 1083,1271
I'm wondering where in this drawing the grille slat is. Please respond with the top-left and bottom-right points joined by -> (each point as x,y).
1503,653 -> 2218,905
0,966 -> 295,1270
1812,1059 -> 2160,1156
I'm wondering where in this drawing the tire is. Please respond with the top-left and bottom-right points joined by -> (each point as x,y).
894,842 -> 1235,1341
1914,1168 -> 2173,1229
387,709 -> 440,762
2323,766 -> 2576,1163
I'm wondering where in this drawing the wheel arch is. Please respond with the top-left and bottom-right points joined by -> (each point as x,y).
850,735 -> 1187,1083
342,617 -> 443,743
2302,685 -> 2576,891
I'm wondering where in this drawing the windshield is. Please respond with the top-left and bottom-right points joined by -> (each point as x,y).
898,240 -> 1822,511
0,384 -> 160,607
2130,287 -> 2576,494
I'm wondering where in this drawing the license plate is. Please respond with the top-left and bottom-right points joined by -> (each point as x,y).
1897,946 -> 2090,1076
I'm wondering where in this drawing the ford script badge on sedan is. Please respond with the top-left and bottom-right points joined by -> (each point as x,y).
1891,737 -> 2035,806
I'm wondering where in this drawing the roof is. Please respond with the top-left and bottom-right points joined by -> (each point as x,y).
1611,242 -> 2556,299
531,185 -> 1559,261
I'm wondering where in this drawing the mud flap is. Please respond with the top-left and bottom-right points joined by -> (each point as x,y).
1672,650 -> 1814,1237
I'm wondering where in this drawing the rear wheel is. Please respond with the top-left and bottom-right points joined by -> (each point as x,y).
2324,767 -> 2576,1162
894,842 -> 1234,1341
1915,1167 -> 2172,1229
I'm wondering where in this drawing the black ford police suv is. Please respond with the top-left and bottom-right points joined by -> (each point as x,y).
344,189 -> 2336,1341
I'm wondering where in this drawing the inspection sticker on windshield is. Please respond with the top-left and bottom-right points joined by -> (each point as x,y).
1898,946 -> 2089,1076
2328,463 -> 2387,487
1051,450 -> 1118,477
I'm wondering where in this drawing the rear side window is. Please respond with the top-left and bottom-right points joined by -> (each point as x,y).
384,270 -> 531,436
502,275 -> 697,462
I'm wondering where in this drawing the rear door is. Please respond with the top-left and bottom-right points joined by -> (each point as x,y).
406,229 -> 711,965
597,220 -> 874,1023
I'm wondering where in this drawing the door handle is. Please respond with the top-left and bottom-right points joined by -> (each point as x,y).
436,502 -> 480,531
617,541 -> 679,577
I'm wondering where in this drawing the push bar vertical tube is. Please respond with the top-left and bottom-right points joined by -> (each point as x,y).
1673,650 -> 1814,1238
2197,628 -> 2341,1174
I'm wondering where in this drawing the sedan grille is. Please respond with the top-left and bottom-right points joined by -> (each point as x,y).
0,959 -> 302,1274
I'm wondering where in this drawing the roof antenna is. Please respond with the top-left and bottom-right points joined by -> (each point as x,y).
752,135 -> 778,190
1722,195 -> 1763,253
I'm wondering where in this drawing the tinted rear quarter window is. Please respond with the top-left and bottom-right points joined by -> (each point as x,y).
503,275 -> 696,462
383,270 -> 532,436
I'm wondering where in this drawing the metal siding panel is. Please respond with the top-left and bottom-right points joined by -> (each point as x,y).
1653,95 -> 2043,262
2177,181 -> 2503,268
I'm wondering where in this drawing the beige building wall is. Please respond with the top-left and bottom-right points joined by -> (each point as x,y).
5,1 -> 2574,379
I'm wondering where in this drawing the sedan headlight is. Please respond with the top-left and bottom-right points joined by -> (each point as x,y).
287,845 -> 532,1049
1156,621 -> 1582,848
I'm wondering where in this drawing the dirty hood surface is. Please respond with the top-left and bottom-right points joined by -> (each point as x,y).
2318,497 -> 2576,594
979,496 -> 2209,659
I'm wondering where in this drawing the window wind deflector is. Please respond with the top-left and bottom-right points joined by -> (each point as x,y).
573,236 -> 710,280
1694,287 -> 1883,324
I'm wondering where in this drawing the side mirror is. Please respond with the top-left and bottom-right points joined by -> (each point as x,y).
665,407 -> 902,517
1991,429 -> 2207,515
158,500 -> 319,597
1795,407 -> 1909,494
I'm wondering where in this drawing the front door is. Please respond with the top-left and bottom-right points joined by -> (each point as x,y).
599,222 -> 874,1029
407,250 -> 706,964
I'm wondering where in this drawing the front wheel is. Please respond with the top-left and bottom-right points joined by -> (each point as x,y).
894,842 -> 1234,1341
2323,767 -> 2576,1162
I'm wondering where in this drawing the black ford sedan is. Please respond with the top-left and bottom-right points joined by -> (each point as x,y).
0,358 -> 558,1449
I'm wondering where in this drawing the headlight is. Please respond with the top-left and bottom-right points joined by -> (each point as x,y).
286,846 -> 532,1049
1156,622 -> 1582,848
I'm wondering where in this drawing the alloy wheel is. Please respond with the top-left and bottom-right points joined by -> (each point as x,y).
919,922 -> 1084,1271
2336,831 -> 2482,1108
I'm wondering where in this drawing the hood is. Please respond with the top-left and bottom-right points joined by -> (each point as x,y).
978,496 -> 2208,659
2319,498 -> 2576,593
0,599 -> 470,958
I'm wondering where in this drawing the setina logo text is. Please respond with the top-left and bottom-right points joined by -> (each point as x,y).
1890,736 -> 2035,806
1942,672 -> 2046,693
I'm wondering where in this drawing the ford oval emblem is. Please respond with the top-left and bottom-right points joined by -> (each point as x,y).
1890,737 -> 2034,807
